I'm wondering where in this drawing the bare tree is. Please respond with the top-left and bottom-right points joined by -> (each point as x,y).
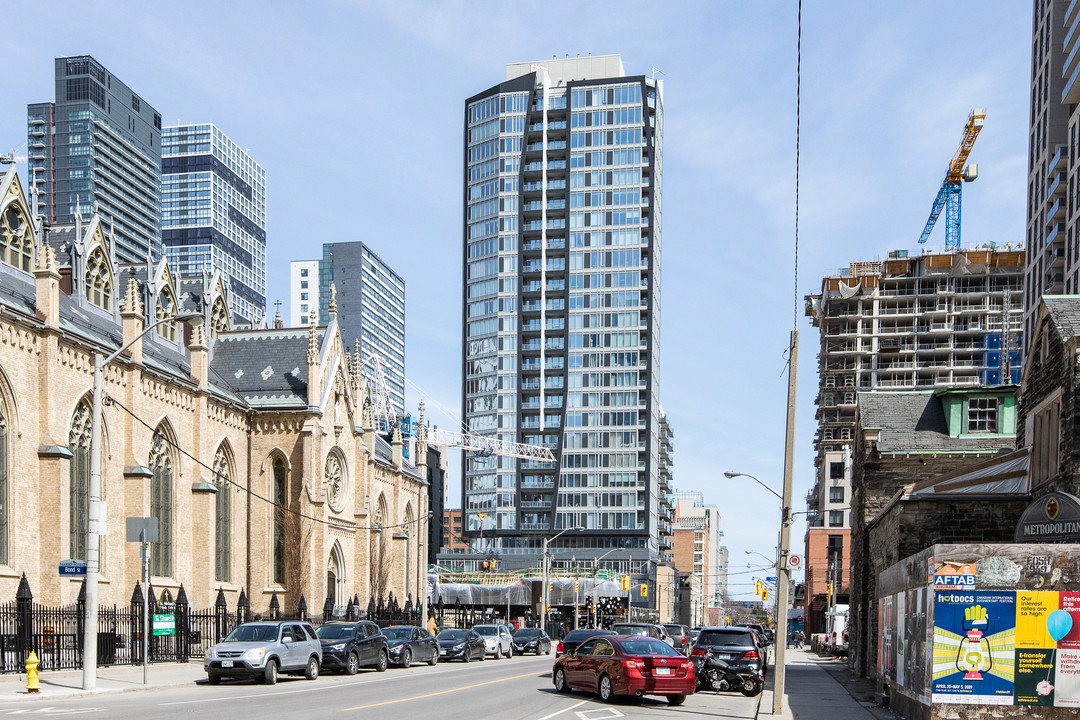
369,530 -> 392,602
281,508 -> 313,610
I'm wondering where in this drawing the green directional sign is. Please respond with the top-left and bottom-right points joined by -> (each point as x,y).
152,613 -> 175,636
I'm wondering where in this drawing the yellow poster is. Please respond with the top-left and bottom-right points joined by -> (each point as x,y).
1017,592 -> 1058,649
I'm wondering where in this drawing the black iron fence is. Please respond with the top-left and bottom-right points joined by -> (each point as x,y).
0,574 -> 423,674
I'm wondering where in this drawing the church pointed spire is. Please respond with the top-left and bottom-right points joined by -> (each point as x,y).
122,276 -> 143,316
328,283 -> 338,316
307,309 -> 318,365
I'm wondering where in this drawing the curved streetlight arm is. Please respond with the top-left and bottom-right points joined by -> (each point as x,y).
724,471 -> 782,501
101,312 -> 203,367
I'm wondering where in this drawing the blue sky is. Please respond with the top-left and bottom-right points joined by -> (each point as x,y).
4,2 -> 1032,599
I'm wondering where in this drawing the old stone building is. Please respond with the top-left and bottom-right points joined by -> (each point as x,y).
0,166 -> 429,613
849,387 -> 1018,675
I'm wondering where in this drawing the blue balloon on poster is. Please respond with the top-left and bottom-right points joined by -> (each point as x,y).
1047,609 -> 1073,642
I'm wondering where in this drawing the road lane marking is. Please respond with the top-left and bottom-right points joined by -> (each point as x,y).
537,700 -> 587,720
159,656 -> 551,706
341,670 -> 542,711
576,709 -> 624,720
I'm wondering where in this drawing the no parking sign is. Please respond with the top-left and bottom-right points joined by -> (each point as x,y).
787,554 -> 803,571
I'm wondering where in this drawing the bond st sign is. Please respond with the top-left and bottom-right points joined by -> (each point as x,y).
1014,492 -> 1080,543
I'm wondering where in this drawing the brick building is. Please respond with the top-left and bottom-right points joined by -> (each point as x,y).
0,166 -> 429,613
849,387 -> 1018,675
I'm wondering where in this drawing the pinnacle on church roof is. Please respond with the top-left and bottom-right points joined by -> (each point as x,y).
307,309 -> 318,364
273,309 -> 283,329
122,277 -> 143,316
328,283 -> 338,315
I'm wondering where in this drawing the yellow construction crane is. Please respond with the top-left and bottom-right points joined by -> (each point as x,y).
918,109 -> 986,250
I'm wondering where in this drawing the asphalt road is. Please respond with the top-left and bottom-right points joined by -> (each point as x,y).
0,653 -> 763,719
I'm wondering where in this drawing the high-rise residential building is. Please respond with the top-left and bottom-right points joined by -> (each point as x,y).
161,124 -> 267,325
670,491 -> 726,610
803,246 -> 1024,634
461,56 -> 664,593
28,55 -> 161,265
289,260 -> 319,326
1025,0 -> 1071,343
290,242 -> 406,416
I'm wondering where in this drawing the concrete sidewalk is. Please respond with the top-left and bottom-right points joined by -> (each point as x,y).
756,648 -> 901,720
0,661 -> 205,699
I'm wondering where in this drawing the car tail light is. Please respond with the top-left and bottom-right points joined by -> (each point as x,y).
623,658 -> 645,669
681,661 -> 695,669
742,650 -> 759,660
691,648 -> 706,657
556,642 -> 564,653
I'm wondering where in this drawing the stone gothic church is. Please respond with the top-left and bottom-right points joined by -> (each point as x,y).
0,165 -> 430,612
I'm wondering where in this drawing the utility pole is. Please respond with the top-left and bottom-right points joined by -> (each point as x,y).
773,329 -> 799,715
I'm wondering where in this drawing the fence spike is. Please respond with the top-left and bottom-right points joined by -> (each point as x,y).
269,590 -> 280,610
237,588 -> 249,609
147,584 -> 157,605
215,587 -> 228,608
175,584 -> 189,609
77,578 -> 87,604
297,594 -> 307,617
15,573 -> 32,601
130,581 -> 144,605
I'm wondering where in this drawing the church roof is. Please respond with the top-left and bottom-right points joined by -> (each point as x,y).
210,328 -> 323,408
858,391 -> 1012,454
1041,296 -> 1080,342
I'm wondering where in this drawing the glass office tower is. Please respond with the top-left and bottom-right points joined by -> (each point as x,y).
462,56 -> 665,574
28,55 -> 162,265
161,124 -> 267,324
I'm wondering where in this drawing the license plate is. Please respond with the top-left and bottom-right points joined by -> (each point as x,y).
655,667 -> 671,675
440,650 -> 447,655
221,660 -> 233,668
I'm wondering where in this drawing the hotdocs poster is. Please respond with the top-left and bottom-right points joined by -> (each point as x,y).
931,591 -> 1016,705
1016,591 -> 1080,707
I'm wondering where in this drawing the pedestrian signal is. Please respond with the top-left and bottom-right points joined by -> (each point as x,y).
755,580 -> 763,596
621,575 -> 630,591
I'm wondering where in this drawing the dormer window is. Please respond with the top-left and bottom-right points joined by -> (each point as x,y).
156,287 -> 178,342
0,205 -> 32,272
85,247 -> 113,311
210,297 -> 229,338
967,397 -> 999,433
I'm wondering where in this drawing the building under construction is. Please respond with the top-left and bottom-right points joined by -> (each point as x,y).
801,246 -> 1024,636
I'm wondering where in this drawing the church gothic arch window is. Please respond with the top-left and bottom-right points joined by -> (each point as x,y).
272,457 -> 287,586
0,394 -> 8,565
325,450 -> 346,513
85,247 -> 113,311
0,204 -> 32,272
213,445 -> 232,583
156,286 -> 179,343
210,297 -> 229,338
69,401 -> 92,561
149,428 -> 174,577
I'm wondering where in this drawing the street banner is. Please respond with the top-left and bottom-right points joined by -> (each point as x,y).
931,591 -> 1015,705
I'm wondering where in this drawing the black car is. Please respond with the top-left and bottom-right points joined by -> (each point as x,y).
382,625 -> 439,667
512,627 -> 552,655
691,627 -> 767,676
556,628 -> 616,657
437,628 -> 486,662
315,621 -> 389,674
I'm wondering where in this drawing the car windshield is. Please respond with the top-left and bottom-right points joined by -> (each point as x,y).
382,628 -> 412,641
223,625 -> 278,643
664,626 -> 684,636
316,625 -> 354,641
613,625 -> 649,636
514,629 -> 539,638
474,626 -> 498,636
698,630 -> 753,647
438,630 -> 467,641
619,639 -> 681,656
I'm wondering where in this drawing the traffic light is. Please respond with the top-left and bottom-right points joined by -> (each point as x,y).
640,583 -> 648,598
621,575 -> 630,591
827,582 -> 833,600
574,580 -> 579,593
762,588 -> 769,602
548,580 -> 554,592
754,580 -> 763,597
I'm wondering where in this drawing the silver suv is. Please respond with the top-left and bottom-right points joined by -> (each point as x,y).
473,624 -> 514,658
204,621 -> 322,685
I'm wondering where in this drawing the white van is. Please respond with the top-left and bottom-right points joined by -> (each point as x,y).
825,605 -> 849,656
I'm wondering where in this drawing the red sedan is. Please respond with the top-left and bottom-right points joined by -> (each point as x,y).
552,634 -> 696,705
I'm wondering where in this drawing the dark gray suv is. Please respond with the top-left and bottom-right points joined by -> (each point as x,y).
204,621 -> 322,685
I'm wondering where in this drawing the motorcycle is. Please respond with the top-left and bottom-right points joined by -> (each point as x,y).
693,648 -> 764,697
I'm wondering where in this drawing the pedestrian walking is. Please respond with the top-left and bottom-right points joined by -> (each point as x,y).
795,630 -> 804,649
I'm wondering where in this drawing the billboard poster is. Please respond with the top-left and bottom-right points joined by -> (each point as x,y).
1015,591 -> 1058,706
931,591 -> 1016,705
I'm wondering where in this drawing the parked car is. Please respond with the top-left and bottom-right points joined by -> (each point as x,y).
611,623 -> 673,646
204,621 -> 321,685
553,634 -> 696,705
663,624 -> 693,655
733,625 -> 770,667
382,625 -> 439,667
315,621 -> 389,674
691,627 -> 767,679
556,628 -> 617,657
512,627 -> 552,655
436,628 -> 486,662
473,623 -> 514,658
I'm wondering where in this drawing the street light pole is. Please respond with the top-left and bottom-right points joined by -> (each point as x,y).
82,312 -> 201,690
541,526 -> 583,634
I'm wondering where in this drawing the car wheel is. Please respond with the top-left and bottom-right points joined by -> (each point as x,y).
494,646 -> 502,660
264,659 -> 278,685
345,652 -> 359,676
305,656 -> 319,681
428,648 -> 438,666
506,645 -> 513,659
668,694 -> 686,706
554,668 -> 571,694
479,649 -> 485,661
375,650 -> 388,672
400,649 -> 412,667
207,671 -> 221,685
598,674 -> 615,703
547,645 -> 552,655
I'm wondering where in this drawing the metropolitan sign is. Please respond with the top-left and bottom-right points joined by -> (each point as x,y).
1014,492 -> 1080,543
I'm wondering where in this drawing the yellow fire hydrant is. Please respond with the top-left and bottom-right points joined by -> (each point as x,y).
25,651 -> 40,694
